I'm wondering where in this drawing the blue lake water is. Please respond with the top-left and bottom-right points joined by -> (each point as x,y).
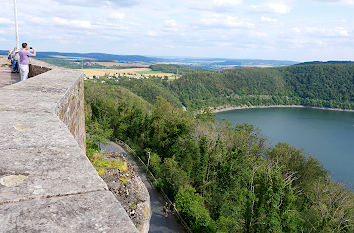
215,107 -> 354,190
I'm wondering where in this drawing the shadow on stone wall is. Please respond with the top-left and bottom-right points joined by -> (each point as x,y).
29,64 -> 51,78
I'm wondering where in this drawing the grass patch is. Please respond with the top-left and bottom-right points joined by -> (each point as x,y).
92,159 -> 128,171
96,168 -> 106,176
129,203 -> 137,210
120,177 -> 128,183
87,150 -> 128,176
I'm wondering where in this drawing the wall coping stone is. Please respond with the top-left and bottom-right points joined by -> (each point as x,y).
0,60 -> 139,232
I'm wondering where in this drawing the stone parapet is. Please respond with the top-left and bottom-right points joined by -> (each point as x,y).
0,61 -> 139,232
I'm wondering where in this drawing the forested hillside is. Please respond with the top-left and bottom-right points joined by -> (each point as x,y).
85,82 -> 353,233
169,63 -> 354,110
104,63 -> 354,111
112,77 -> 182,107
150,64 -> 207,74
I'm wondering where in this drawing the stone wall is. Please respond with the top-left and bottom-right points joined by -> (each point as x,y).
0,60 -> 139,232
56,76 -> 86,152
27,60 -> 86,151
29,64 -> 51,78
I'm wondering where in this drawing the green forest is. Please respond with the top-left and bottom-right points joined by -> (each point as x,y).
150,64 -> 207,74
85,79 -> 353,232
108,63 -> 354,110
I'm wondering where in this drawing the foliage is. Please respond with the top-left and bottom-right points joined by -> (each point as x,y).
104,76 -> 183,107
169,63 -> 354,110
87,151 -> 128,176
85,80 -> 353,233
150,64 -> 207,74
102,63 -> 354,111
85,81 -> 151,146
176,187 -> 217,233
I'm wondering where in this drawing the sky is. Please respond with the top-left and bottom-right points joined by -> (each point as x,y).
0,0 -> 353,61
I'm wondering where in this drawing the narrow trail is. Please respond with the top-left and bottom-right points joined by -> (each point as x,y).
100,141 -> 185,233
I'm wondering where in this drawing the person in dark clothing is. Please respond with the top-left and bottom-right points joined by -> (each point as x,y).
169,202 -> 176,215
163,202 -> 169,217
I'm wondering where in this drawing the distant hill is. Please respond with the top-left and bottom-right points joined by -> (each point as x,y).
168,63 -> 354,110
0,50 -> 297,69
150,64 -> 207,74
296,61 -> 354,65
100,63 -> 354,111
0,50 -> 161,63
156,57 -> 297,70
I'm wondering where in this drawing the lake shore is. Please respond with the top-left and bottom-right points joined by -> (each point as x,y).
213,105 -> 354,113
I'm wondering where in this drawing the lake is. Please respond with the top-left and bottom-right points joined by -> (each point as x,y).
215,107 -> 354,190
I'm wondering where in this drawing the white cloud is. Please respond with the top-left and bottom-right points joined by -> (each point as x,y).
251,31 -> 269,37
261,16 -> 278,22
290,26 -> 350,37
164,19 -> 179,31
267,2 -> 291,13
29,16 -> 47,24
251,2 -> 292,14
212,0 -> 243,7
0,17 -> 12,24
52,17 -> 92,29
0,0 -> 353,61
291,27 -> 301,33
108,12 -> 125,20
200,14 -> 254,28
313,0 -> 354,5
52,0 -> 138,7
186,0 -> 243,11
164,19 -> 178,27
146,30 -> 159,37
334,27 -> 349,36
342,0 -> 354,4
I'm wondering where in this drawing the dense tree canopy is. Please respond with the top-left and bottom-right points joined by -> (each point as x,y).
85,82 -> 353,233
169,63 -> 354,110
106,63 -> 354,111
150,64 -> 207,74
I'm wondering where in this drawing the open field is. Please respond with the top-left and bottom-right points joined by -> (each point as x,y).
81,68 -> 178,79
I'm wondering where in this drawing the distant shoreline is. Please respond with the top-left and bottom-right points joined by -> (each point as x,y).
213,105 -> 354,113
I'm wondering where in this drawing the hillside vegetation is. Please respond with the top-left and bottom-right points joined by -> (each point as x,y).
112,77 -> 182,107
85,82 -> 354,233
170,63 -> 354,110
150,64 -> 207,74
103,63 -> 354,111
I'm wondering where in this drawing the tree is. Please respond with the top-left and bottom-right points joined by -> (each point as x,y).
176,187 -> 216,233
160,158 -> 190,198
303,180 -> 354,232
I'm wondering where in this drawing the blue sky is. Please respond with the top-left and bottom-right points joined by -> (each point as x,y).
0,0 -> 353,61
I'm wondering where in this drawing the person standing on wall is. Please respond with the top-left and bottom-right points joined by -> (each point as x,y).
19,43 -> 36,81
7,49 -> 13,64
11,47 -> 20,73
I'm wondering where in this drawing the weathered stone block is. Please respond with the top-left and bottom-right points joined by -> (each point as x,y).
0,191 -> 138,233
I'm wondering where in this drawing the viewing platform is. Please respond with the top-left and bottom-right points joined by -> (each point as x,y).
0,57 -> 20,87
0,56 -> 139,232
